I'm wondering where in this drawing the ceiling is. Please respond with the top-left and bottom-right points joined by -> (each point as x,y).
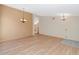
5,4 -> 79,16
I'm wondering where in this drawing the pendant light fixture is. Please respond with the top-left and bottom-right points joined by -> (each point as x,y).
20,8 -> 27,23
61,14 -> 66,21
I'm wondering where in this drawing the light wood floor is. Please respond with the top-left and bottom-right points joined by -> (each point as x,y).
0,34 -> 79,55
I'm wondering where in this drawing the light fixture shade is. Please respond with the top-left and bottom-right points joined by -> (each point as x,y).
20,18 -> 28,23
61,15 -> 66,21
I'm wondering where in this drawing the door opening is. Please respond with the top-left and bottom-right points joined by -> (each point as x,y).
33,15 -> 39,35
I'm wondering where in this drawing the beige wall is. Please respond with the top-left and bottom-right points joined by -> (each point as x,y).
0,5 -> 33,42
39,16 -> 79,41
0,5 -> 1,40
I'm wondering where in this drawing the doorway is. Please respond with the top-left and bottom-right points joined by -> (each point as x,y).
32,15 -> 39,35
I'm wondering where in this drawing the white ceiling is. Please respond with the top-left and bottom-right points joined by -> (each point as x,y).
5,4 -> 79,16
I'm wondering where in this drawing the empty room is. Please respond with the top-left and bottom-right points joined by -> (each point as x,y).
0,4 -> 79,55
